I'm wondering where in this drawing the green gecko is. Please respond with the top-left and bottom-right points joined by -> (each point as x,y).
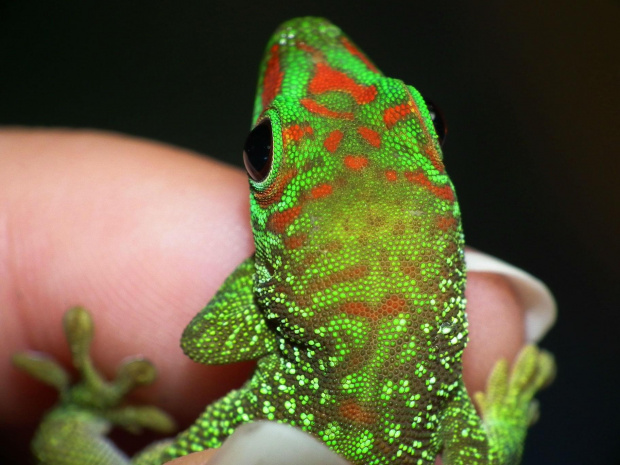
14,17 -> 554,465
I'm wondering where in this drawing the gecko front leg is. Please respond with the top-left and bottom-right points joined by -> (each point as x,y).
13,307 -> 175,465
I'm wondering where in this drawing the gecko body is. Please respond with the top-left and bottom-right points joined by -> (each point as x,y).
15,17 -> 554,465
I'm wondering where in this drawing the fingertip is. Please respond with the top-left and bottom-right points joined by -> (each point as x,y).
463,270 -> 525,395
164,449 -> 218,465
465,249 -> 556,342
463,248 -> 556,396
205,422 -> 348,465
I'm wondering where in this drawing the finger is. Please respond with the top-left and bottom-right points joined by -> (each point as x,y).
166,423 -> 348,465
166,449 -> 217,465
463,249 -> 556,396
1,128 -> 255,426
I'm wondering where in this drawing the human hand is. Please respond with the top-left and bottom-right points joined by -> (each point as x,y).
0,128 -> 555,464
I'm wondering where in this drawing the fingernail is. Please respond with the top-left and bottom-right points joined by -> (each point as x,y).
465,249 -> 556,342
207,421 -> 349,465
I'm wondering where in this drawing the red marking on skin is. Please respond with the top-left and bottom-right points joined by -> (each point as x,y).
340,37 -> 379,73
314,265 -> 368,291
423,145 -> 445,173
357,126 -> 381,148
255,169 -> 298,208
339,399 -> 376,424
301,99 -> 354,120
268,205 -> 302,233
341,302 -> 374,319
342,264 -> 368,280
379,295 -> 407,316
404,171 -> 455,202
385,170 -> 398,182
285,234 -> 307,250
262,44 -> 283,109
436,216 -> 457,232
282,123 -> 313,150
311,183 -> 333,199
308,63 -> 377,105
297,42 -> 322,57
433,185 -> 455,202
383,102 -> 413,129
283,124 -> 304,143
324,130 -> 344,153
342,295 -> 407,321
344,155 -> 369,171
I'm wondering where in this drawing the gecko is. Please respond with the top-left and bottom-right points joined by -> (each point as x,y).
14,16 -> 554,465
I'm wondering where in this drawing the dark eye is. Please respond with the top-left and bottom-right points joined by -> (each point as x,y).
426,100 -> 447,147
243,119 -> 273,182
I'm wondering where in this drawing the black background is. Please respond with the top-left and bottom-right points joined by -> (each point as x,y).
1,1 -> 619,463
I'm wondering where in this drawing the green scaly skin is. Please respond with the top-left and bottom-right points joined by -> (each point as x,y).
14,17 -> 555,465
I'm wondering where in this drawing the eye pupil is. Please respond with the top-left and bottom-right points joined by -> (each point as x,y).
426,100 -> 447,147
243,119 -> 273,182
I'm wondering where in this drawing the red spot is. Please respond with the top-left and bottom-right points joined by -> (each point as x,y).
434,186 -> 455,202
404,171 -> 454,202
379,295 -> 407,316
301,99 -> 354,120
285,234 -> 307,250
385,170 -> 398,182
340,37 -> 379,73
344,155 -> 369,171
314,265 -> 368,291
423,145 -> 445,173
255,169 -> 297,208
357,126 -> 381,148
340,399 -> 375,424
383,102 -> 413,129
283,124 -> 304,143
342,296 -> 407,321
324,130 -> 344,153
341,302 -> 374,319
342,265 -> 368,280
262,44 -> 282,110
308,63 -> 377,105
311,183 -> 333,199
436,216 -> 457,232
268,205 -> 302,233
282,123 -> 313,150
297,42 -> 321,56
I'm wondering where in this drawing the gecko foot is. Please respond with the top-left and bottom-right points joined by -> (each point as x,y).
14,307 -> 175,442
471,345 -> 555,464
474,344 -> 555,427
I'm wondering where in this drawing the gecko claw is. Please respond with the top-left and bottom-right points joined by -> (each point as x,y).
12,351 -> 70,392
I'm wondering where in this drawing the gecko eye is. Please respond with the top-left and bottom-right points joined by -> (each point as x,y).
243,119 -> 273,183
426,100 -> 447,147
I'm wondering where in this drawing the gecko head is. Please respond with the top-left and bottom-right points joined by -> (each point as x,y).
240,18 -> 465,351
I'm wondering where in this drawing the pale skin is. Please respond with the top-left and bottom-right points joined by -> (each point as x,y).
0,129 -> 525,464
